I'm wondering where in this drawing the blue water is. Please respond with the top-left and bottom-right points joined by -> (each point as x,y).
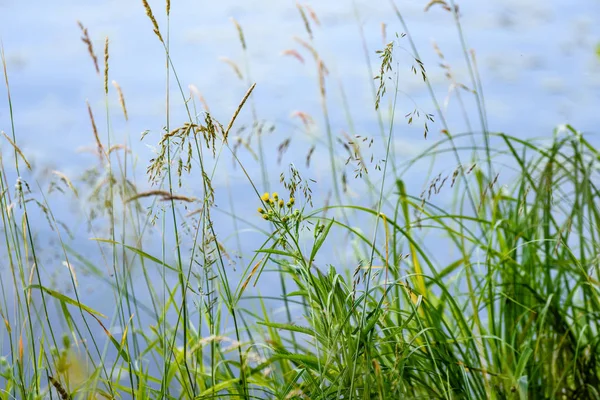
1,0 -> 600,392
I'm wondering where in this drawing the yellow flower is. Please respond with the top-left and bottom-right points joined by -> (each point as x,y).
261,192 -> 270,201
258,207 -> 265,214
272,192 -> 279,200
278,199 -> 284,208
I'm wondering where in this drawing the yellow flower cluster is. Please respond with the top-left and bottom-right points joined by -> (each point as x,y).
258,192 -> 297,222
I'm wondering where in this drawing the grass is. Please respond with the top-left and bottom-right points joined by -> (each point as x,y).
1,1 -> 599,399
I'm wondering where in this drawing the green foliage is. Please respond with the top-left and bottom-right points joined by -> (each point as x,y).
1,2 -> 599,399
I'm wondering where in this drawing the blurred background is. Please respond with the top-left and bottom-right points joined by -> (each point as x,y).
1,0 -> 599,171
1,0 -> 600,342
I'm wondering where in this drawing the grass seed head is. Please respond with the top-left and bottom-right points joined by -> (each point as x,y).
77,21 -> 99,74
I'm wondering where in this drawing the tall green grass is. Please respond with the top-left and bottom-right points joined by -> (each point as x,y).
1,1 -> 599,399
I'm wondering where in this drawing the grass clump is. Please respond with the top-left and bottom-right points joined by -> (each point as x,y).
1,1 -> 599,399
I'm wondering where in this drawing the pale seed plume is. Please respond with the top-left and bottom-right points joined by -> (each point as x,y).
77,21 -> 99,74
103,37 -> 109,95
230,18 -> 246,50
108,144 -> 130,154
290,110 -> 313,127
296,3 -> 313,39
112,80 -> 128,121
86,101 -> 105,162
224,83 -> 256,142
126,190 -> 198,203
281,49 -> 304,64
189,84 -> 210,112
317,58 -> 327,96
219,57 -> 243,80
304,4 -> 320,26
141,0 -> 164,43
294,37 -> 318,60
2,131 -> 31,170
63,261 -> 78,288
52,170 -> 78,197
